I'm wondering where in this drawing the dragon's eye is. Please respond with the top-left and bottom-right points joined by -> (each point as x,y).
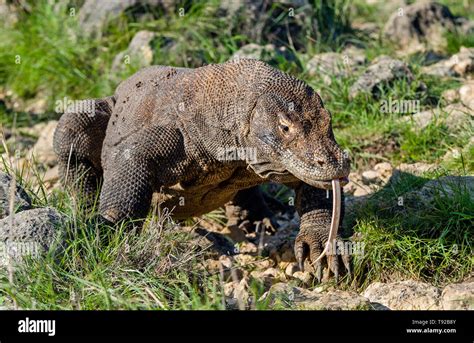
280,124 -> 290,133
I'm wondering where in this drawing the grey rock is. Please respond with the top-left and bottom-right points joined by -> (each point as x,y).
219,0 -> 313,51
78,0 -> 175,36
0,208 -> 66,267
383,1 -> 472,54
403,103 -> 472,131
230,43 -> 296,64
363,280 -> 441,310
349,56 -> 414,99
307,50 -> 365,84
416,176 -> 474,201
422,47 -> 474,77
0,0 -> 19,28
0,172 -> 31,219
112,30 -> 156,73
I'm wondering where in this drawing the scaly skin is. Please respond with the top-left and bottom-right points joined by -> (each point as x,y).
53,59 -> 351,280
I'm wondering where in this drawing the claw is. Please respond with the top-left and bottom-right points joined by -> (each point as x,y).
342,252 -> 351,278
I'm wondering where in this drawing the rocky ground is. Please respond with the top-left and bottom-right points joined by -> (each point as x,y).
0,0 -> 473,310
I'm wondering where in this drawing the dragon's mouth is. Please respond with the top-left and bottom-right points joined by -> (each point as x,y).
304,176 -> 349,190
324,176 -> 349,187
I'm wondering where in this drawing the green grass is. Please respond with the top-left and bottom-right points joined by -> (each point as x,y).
0,2 -> 121,105
350,168 -> 473,288
0,158 -> 266,310
445,31 -> 474,55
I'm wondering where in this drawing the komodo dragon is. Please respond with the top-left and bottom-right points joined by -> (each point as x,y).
53,59 -> 351,281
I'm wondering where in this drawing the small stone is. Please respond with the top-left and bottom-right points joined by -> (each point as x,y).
233,254 -> 256,266
253,258 -> 275,270
218,255 -> 233,269
285,262 -> 299,277
29,121 -> 58,167
262,267 -> 286,281
373,162 -> 393,180
351,21 -> 379,39
278,261 -> 290,270
396,162 -> 437,176
25,97 -> 48,115
251,267 -> 285,290
238,241 -> 257,254
201,258 -> 221,273
443,104 -> 472,131
459,82 -> 474,110
0,0 -> 19,27
293,271 -> 312,285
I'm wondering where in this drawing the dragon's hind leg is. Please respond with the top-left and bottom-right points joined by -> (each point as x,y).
225,186 -> 287,234
53,96 -> 114,204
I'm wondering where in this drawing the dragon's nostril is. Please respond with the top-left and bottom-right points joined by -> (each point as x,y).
316,159 -> 325,167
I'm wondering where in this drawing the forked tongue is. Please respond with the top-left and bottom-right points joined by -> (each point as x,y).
314,179 -> 341,264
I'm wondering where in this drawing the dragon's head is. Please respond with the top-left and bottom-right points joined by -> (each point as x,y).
246,88 -> 350,189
